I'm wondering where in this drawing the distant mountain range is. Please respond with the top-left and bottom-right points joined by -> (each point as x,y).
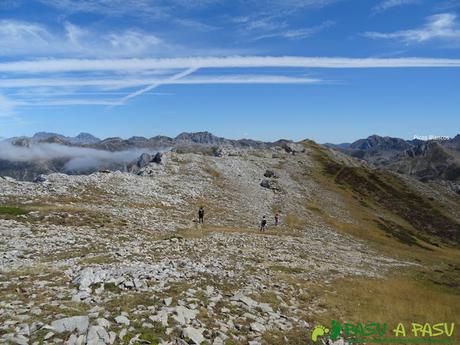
325,134 -> 460,182
28,132 -> 101,145
6,131 -> 276,151
1,132 -> 459,185
0,131 -> 291,180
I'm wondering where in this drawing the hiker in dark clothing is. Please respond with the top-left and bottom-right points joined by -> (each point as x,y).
274,213 -> 280,226
198,207 -> 205,224
260,216 -> 267,231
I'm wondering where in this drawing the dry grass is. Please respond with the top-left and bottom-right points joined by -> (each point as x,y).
262,328 -> 311,345
320,274 -> 460,341
40,244 -> 102,262
269,264 -> 305,274
78,254 -> 117,266
173,225 -> 305,240
298,142 -> 460,269
105,291 -> 156,313
305,200 -> 324,215
308,142 -> 460,245
282,213 -> 304,229
204,164 -> 221,179
253,291 -> 282,309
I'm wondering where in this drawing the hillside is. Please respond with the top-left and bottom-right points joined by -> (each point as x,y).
326,135 -> 460,189
1,140 -> 459,345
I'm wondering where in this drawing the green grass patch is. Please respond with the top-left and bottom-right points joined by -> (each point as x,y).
0,205 -> 27,216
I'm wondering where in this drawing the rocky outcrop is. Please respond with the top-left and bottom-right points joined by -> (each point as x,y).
328,134 -> 460,182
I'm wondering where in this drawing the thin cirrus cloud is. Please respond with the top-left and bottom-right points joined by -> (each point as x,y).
2,55 -> 460,111
38,0 -> 340,16
0,19 -> 166,57
0,94 -> 19,117
37,0 -> 170,19
1,75 -> 325,108
363,13 -> 460,43
371,0 -> 419,14
233,10 -> 334,42
435,0 -> 460,10
251,21 -> 334,41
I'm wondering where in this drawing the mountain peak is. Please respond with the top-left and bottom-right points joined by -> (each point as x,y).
350,135 -> 410,151
70,133 -> 100,145
32,132 -> 65,141
175,131 -> 226,145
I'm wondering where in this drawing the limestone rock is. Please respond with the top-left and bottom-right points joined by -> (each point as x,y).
182,327 -> 204,345
51,316 -> 89,334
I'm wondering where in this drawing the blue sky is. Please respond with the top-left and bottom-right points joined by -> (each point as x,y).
0,0 -> 459,143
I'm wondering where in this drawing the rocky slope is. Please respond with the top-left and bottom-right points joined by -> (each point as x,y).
0,141 -> 459,345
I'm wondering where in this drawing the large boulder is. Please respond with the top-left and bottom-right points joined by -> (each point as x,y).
86,325 -> 110,345
282,142 -> 305,155
182,327 -> 205,344
51,316 -> 89,334
114,315 -> 130,326
173,306 -> 199,325
129,152 -> 164,174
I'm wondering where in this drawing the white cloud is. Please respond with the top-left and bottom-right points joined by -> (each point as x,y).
252,21 -> 334,41
234,11 -> 333,42
21,99 -> 122,106
231,0 -> 339,42
260,0 -> 341,10
0,20 -> 166,58
172,18 -> 217,32
64,21 -> 87,48
2,56 -> 460,74
0,0 -> 23,9
0,75 -> 321,89
0,66 -> 326,108
0,74 -> 324,108
435,0 -> 460,11
2,55 -> 460,110
38,0 -> 219,32
38,0 -> 338,17
364,13 -> 460,43
0,20 -> 53,55
0,94 -> 19,117
372,0 -> 418,14
106,30 -> 163,54
38,0 -> 169,19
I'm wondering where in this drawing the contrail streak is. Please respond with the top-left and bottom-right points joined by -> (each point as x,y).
112,67 -> 198,106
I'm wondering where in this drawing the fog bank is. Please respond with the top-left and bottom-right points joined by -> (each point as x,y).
0,141 -> 160,172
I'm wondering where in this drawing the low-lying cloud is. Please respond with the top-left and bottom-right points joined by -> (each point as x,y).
0,141 -> 160,172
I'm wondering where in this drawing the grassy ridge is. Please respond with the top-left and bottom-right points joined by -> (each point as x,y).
308,142 -> 460,246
